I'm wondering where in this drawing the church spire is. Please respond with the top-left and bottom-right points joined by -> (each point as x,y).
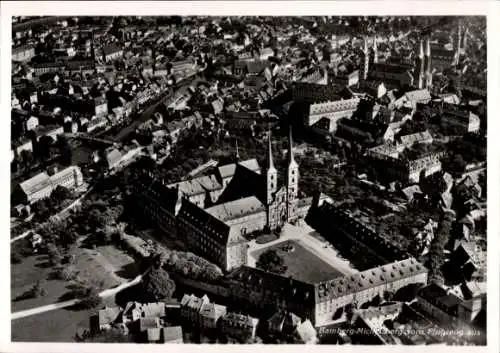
265,130 -> 275,171
419,40 -> 424,59
373,36 -> 378,64
287,126 -> 297,166
235,139 -> 240,161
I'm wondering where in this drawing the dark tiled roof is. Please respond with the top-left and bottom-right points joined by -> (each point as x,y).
103,44 -> 122,56
226,266 -> 316,305
177,198 -> 232,245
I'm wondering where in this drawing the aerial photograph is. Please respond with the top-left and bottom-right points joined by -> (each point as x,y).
10,15 -> 486,345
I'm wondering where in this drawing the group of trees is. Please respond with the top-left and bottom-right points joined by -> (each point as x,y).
256,249 -> 287,275
15,280 -> 47,301
142,266 -> 176,301
158,250 -> 223,283
441,134 -> 486,175
425,212 -> 455,281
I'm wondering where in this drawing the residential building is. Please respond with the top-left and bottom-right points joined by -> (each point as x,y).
94,96 -> 108,118
32,62 -> 65,75
303,98 -> 361,134
199,302 -> 227,330
416,283 -> 484,328
26,116 -> 39,131
220,312 -> 259,342
102,44 -> 123,62
12,44 -> 35,62
14,165 -> 83,204
93,306 -> 122,333
441,103 -> 481,133
180,294 -> 210,325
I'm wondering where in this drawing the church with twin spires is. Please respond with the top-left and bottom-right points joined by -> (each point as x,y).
134,127 -> 317,271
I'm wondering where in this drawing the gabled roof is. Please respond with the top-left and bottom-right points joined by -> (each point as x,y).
199,302 -> 227,321
103,44 -> 122,56
226,266 -> 316,304
168,175 -> 222,197
403,89 -> 432,104
217,159 -> 260,179
221,312 -> 259,328
246,60 -> 270,74
19,172 -> 51,196
140,302 -> 166,318
205,196 -> 265,222
399,131 -> 433,146
315,257 -> 426,302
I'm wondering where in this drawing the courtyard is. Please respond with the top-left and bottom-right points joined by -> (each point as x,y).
250,239 -> 344,283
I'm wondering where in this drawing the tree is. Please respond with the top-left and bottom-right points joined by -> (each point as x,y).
256,249 -> 287,275
76,285 -> 102,309
37,135 -> 55,160
19,149 -> 34,168
56,134 -> 73,165
31,280 -> 47,298
142,267 -> 176,301
53,264 -> 78,281
46,242 -> 63,266
51,185 -> 72,203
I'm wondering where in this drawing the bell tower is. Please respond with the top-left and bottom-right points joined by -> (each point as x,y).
286,126 -> 299,202
360,38 -> 369,81
264,131 -> 277,205
415,40 -> 425,89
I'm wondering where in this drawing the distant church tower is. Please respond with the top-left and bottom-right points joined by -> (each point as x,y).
455,23 -> 462,65
415,41 -> 425,89
424,38 -> 432,88
264,131 -> 277,206
361,38 -> 369,81
286,126 -> 299,218
462,27 -> 469,55
372,36 -> 378,64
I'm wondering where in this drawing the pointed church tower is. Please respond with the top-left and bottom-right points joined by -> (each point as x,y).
286,126 -> 299,204
455,23 -> 462,65
264,131 -> 277,205
373,36 -> 378,64
235,139 -> 240,161
361,38 -> 369,81
424,38 -> 432,88
416,40 -> 425,89
463,27 -> 469,54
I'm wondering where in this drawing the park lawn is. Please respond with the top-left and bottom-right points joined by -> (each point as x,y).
251,240 -> 344,284
11,244 -> 135,313
11,254 -> 69,312
11,296 -> 116,342
94,245 -> 140,280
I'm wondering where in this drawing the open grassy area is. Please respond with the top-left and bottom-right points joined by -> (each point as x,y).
11,254 -> 68,312
11,243 -> 138,313
11,296 -> 116,342
251,240 -> 344,283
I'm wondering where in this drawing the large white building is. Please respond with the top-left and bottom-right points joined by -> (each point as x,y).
15,165 -> 84,204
